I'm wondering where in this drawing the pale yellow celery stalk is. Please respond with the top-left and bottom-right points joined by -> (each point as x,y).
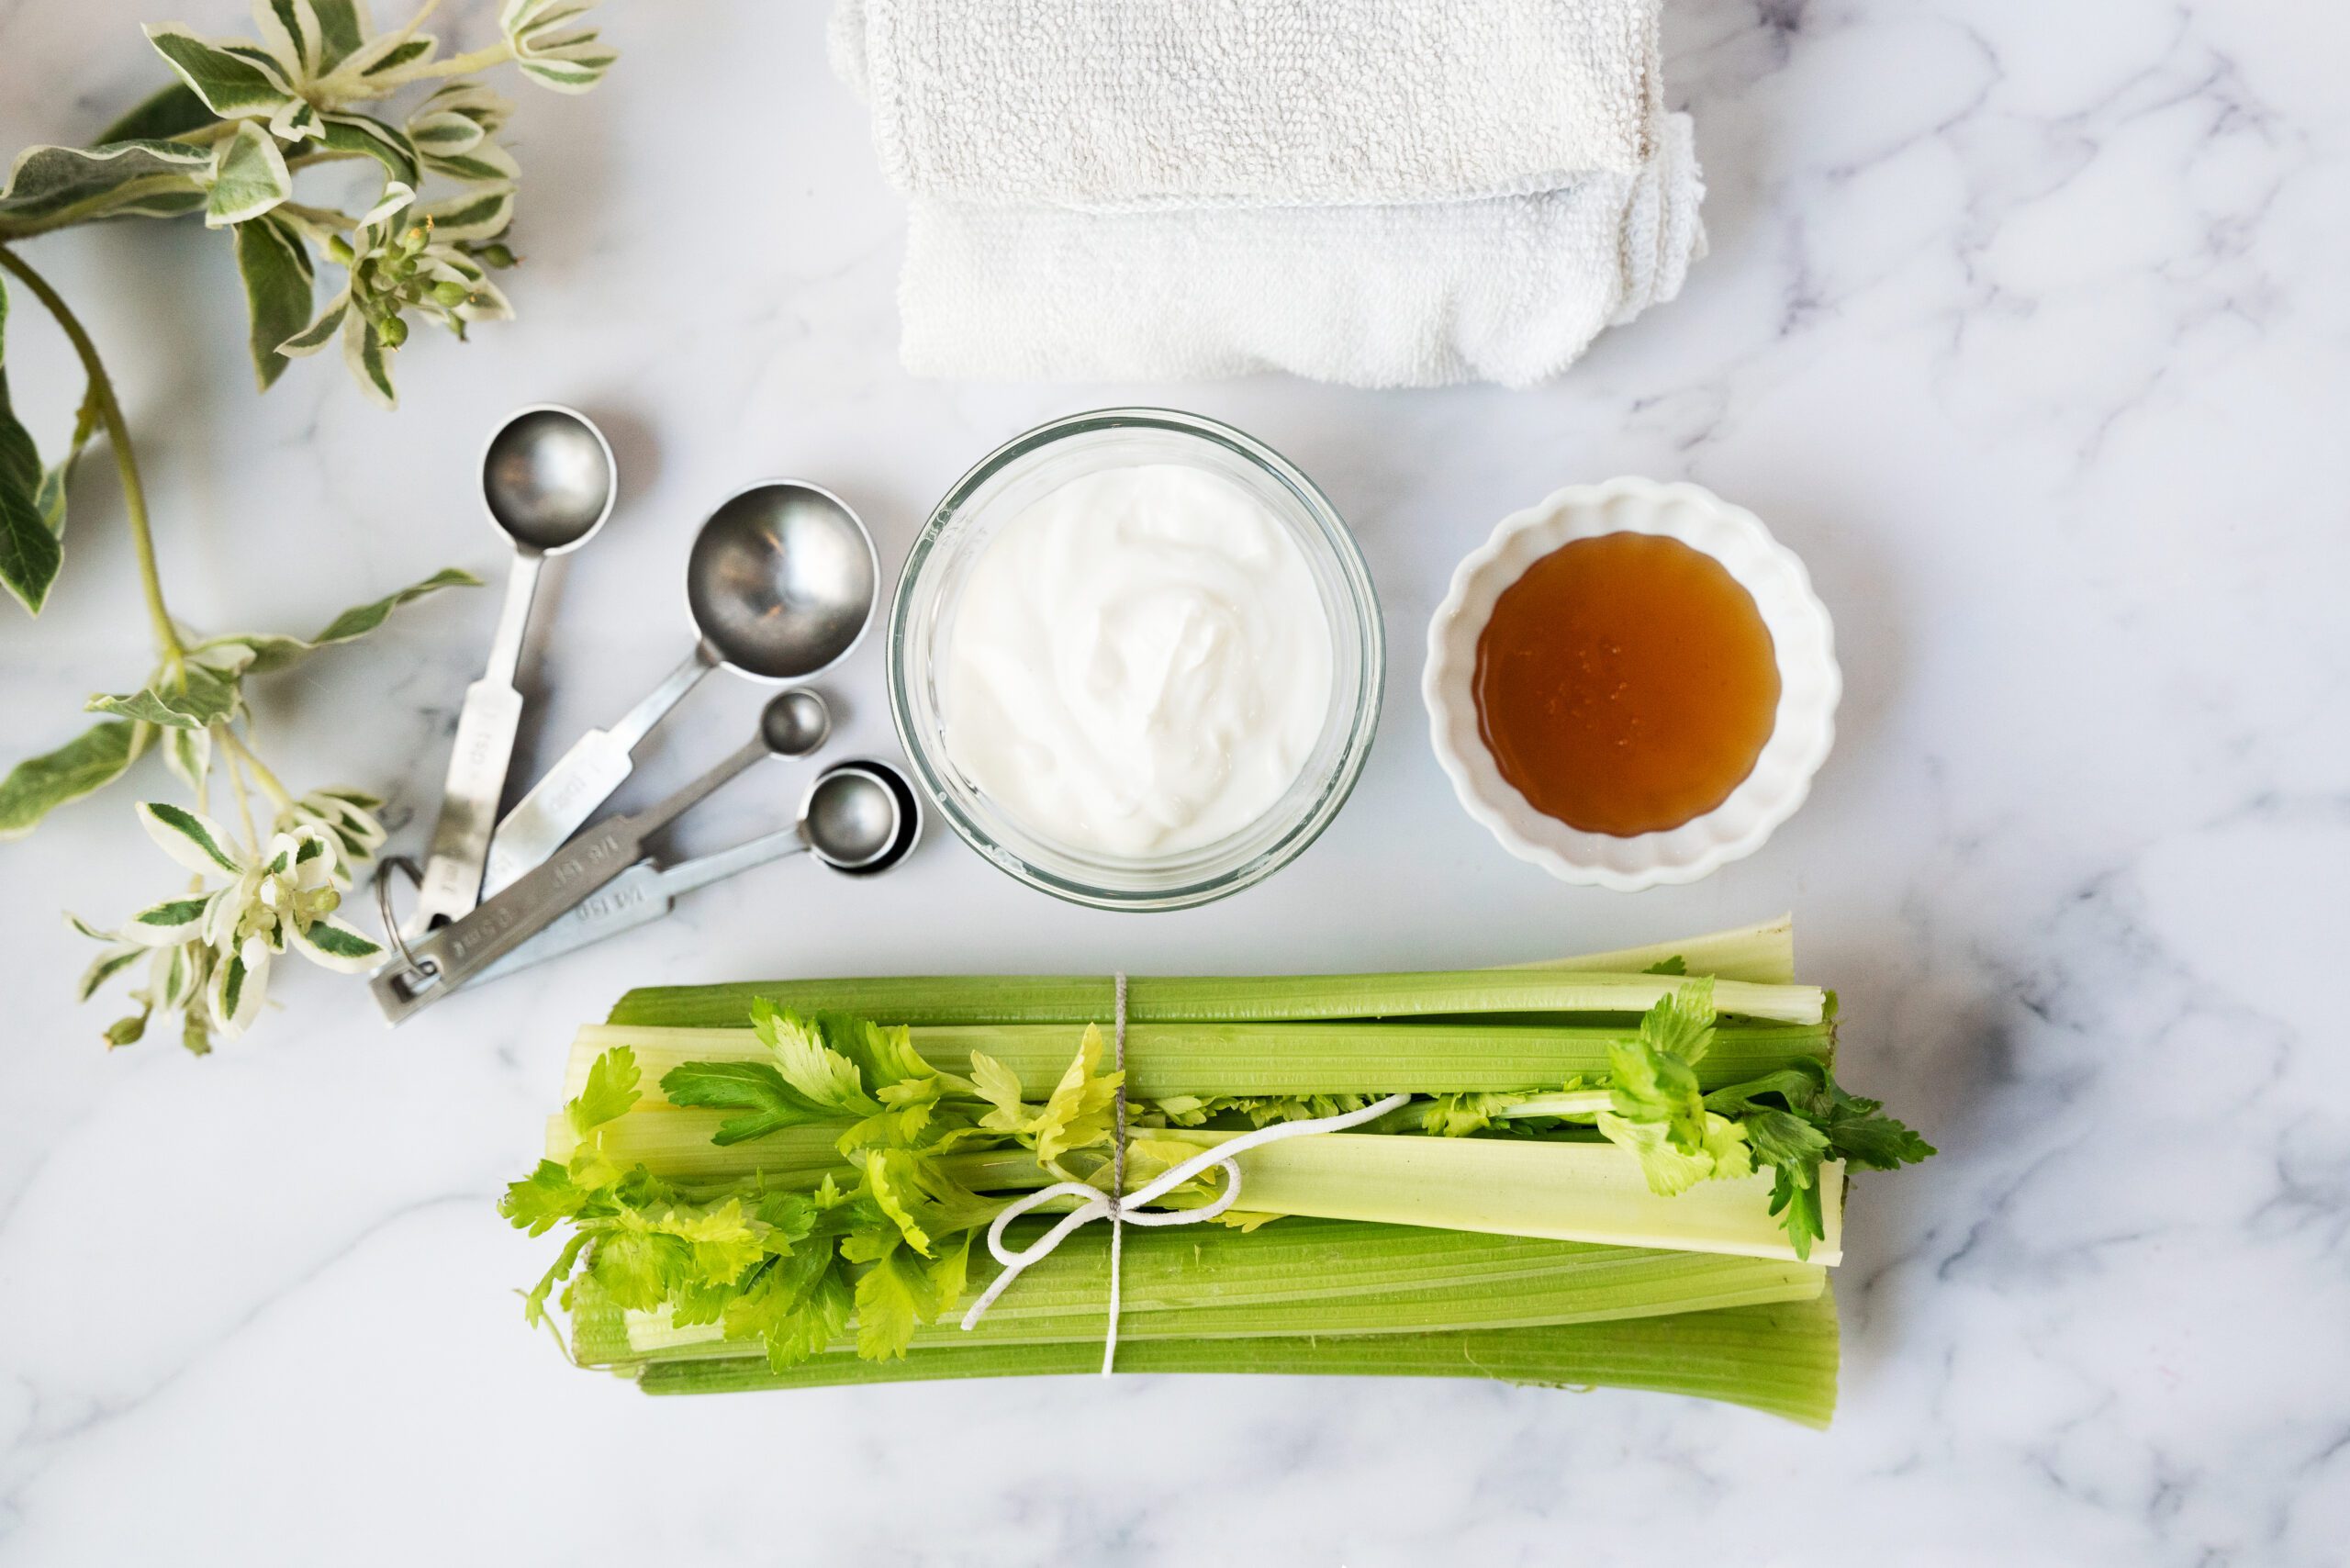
551,1111 -> 1841,1265
560,1016 -> 1832,1106
1504,914 -> 1796,984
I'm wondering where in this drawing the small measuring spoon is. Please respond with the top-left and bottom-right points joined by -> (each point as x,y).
481,480 -> 876,896
472,759 -> 919,984
407,407 -> 615,935
370,689 -> 834,1024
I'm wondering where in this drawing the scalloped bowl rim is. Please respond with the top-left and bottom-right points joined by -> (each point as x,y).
1423,476 -> 1841,891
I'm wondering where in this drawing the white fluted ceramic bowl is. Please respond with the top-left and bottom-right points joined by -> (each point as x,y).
1424,477 -> 1840,891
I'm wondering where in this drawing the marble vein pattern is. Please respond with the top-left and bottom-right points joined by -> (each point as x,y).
0,1 -> 2344,1564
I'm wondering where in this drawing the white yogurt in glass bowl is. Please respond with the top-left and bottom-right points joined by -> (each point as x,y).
890,409 -> 1382,911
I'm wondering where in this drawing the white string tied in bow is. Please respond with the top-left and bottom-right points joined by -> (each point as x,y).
958,972 -> 1410,1373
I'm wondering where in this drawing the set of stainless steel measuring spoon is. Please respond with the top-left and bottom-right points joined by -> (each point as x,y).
366,405 -> 921,1025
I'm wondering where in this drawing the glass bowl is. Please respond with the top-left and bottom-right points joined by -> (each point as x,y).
889,409 -> 1383,911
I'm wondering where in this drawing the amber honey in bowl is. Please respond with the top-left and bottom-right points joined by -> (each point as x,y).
1471,532 -> 1779,837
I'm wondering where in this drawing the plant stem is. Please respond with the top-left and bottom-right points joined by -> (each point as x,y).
219,726 -> 294,813
386,43 -> 514,84
220,729 -> 263,855
0,243 -> 183,662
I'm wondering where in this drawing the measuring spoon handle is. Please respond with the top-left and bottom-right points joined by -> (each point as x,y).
371,735 -> 770,1023
481,644 -> 713,895
409,552 -> 543,932
470,858 -> 674,983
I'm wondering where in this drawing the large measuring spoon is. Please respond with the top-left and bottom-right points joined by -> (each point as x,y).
472,759 -> 919,985
370,689 -> 834,1024
407,406 -> 615,935
480,480 -> 877,896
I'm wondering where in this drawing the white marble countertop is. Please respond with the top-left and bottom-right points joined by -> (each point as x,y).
3,2 -> 2344,1563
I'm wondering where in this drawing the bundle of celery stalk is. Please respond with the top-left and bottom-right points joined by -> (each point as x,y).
505,919 -> 1930,1427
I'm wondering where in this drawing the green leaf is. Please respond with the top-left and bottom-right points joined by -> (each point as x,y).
569,1046 -> 642,1137
315,112 -> 421,186
848,1235 -> 934,1361
137,800 -> 244,875
502,1160 -> 588,1237
205,121 -> 291,228
1642,955 -> 1688,976
94,82 -> 220,144
200,566 -> 479,676
0,140 -> 212,233
1032,1023 -> 1122,1166
0,720 -> 149,837
230,213 -> 314,389
724,1248 -> 853,1372
659,1058 -> 838,1145
755,1005 -> 882,1114
87,662 -> 241,728
145,26 -> 296,118
0,276 -> 62,614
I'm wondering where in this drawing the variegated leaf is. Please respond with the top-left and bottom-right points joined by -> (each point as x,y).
153,940 -> 207,1011
145,26 -> 297,118
289,912 -> 384,972
268,98 -> 325,145
162,722 -> 213,792
94,82 -> 219,144
202,566 -> 478,676
138,801 -> 245,875
419,185 -> 511,243
208,935 -> 272,1036
421,137 -> 518,186
317,112 -> 420,185
335,29 -> 437,81
1,273 -> 59,614
231,212 -> 314,389
252,0 -> 326,80
277,290 -> 349,357
309,0 -> 372,71
87,662 -> 241,728
342,309 -> 397,408
500,0 -> 618,94
0,140 -> 210,239
78,941 -> 146,1002
205,121 -> 292,228
125,891 -> 215,946
0,720 -> 149,838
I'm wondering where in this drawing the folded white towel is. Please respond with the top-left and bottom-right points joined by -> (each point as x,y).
832,0 -> 1705,388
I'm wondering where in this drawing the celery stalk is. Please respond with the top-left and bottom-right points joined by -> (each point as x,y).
562,1016 -> 1835,1105
605,969 -> 1826,1031
1507,915 -> 1796,984
574,1217 -> 1828,1366
631,1294 -> 1844,1428
547,1114 -> 1841,1265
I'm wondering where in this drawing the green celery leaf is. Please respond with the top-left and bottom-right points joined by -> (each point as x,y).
521,1231 -> 591,1327
753,1003 -> 882,1114
502,1159 -> 588,1236
660,1058 -> 842,1145
1031,1022 -> 1121,1167
848,1235 -> 936,1361
568,1046 -> 641,1137
1643,955 -> 1688,976
0,719 -> 148,838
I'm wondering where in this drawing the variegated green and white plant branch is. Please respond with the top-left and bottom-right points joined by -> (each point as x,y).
0,1 -> 616,1052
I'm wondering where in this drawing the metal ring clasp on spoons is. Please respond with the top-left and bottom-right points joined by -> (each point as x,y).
405,406 -> 615,935
478,480 -> 878,896
370,689 -> 834,1023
